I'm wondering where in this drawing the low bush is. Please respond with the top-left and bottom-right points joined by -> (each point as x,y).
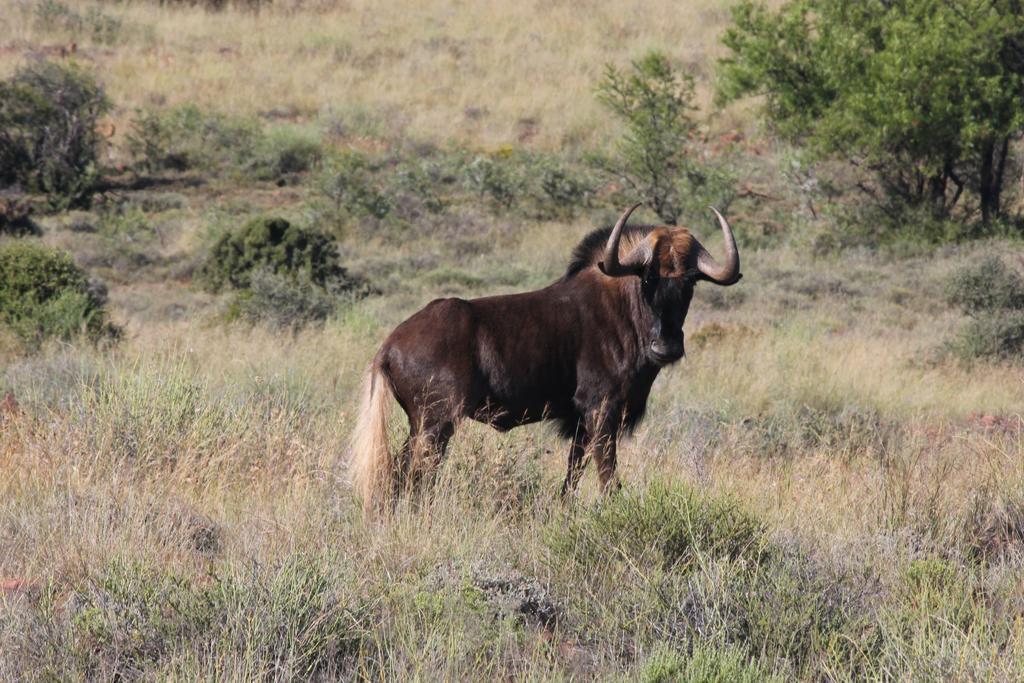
535,159 -> 592,216
638,643 -> 782,683
464,153 -> 523,210
0,61 -> 110,207
950,312 -> 1024,362
33,0 -> 125,45
695,547 -> 858,673
547,481 -> 768,573
387,157 -> 451,216
546,482 -> 867,678
198,216 -> 368,327
232,268 -> 340,329
313,146 -> 595,232
0,240 -> 117,345
127,105 -> 258,174
207,555 -> 367,678
831,558 -> 998,680
62,559 -> 215,677
0,196 -> 40,236
946,256 -> 1024,316
7,555 -> 367,680
316,151 -> 391,220
199,216 -> 354,292
139,0 -> 271,11
946,257 -> 1024,362
244,126 -> 323,182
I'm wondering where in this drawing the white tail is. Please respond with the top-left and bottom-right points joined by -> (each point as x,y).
348,366 -> 396,512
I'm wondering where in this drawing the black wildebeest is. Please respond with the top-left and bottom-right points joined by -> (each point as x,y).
349,204 -> 741,510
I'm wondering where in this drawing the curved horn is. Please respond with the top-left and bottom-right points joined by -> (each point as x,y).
599,203 -> 646,277
695,207 -> 741,285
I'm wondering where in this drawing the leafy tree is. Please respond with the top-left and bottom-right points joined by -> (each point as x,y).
0,61 -> 110,207
718,0 -> 1024,225
597,51 -> 731,224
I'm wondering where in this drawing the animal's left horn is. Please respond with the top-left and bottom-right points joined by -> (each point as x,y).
599,203 -> 648,277
695,207 -> 741,285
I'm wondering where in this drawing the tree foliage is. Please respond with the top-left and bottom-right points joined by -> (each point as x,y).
0,61 -> 110,208
597,51 -> 732,224
719,0 -> 1024,224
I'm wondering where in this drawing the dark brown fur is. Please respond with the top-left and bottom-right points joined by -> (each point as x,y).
350,224 -> 711,508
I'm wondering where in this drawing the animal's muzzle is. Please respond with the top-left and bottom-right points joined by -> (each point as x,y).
650,339 -> 685,365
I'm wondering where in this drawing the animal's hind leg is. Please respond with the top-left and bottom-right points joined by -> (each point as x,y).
560,423 -> 590,498
394,434 -> 414,495
405,416 -> 455,494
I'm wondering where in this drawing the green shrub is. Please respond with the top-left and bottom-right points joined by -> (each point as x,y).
232,268 -> 340,329
65,558 -> 215,677
245,126 -> 323,181
198,217 -> 348,292
0,61 -> 110,207
34,0 -> 125,45
127,105 -> 258,174
0,240 -> 116,345
536,160 -> 591,215
946,256 -> 1024,316
718,549 -> 855,673
547,481 -> 768,573
0,196 -> 40,236
464,154 -> 523,210
950,312 -> 1024,363
316,151 -> 391,219
945,257 -> 1024,362
199,216 -> 368,326
142,0 -> 271,11
209,555 -> 366,678
388,157 -> 450,215
13,554 -> 367,680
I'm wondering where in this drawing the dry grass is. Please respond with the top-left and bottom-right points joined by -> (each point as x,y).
2,0 -> 1024,678
3,218 -> 1024,677
0,0 -> 764,150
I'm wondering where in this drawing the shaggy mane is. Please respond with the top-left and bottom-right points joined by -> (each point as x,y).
562,225 -> 658,280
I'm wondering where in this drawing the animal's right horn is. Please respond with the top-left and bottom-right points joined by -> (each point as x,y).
599,203 -> 648,277
695,207 -> 741,285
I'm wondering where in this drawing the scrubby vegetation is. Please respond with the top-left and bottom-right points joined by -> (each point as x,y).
0,60 -> 109,207
198,216 -> 367,327
946,256 -> 1024,362
0,0 -> 1022,679
0,240 -> 116,349
127,104 -> 259,175
128,105 -> 322,183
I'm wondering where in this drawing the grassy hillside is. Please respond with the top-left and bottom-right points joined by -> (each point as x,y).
2,0 -> 1024,680
0,0 -> 764,150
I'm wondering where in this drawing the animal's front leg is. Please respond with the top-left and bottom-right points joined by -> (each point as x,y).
561,422 -> 590,497
584,408 -> 622,494
592,433 -> 621,494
